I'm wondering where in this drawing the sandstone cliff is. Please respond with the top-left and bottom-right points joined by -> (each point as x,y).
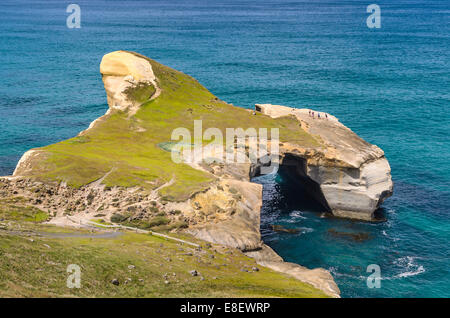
1,51 -> 395,298
255,104 -> 393,221
100,51 -> 160,114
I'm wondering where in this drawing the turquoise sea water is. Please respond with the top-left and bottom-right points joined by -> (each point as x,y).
0,0 -> 448,297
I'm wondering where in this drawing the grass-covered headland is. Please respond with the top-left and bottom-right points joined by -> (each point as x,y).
18,52 -> 319,202
0,52 -> 331,298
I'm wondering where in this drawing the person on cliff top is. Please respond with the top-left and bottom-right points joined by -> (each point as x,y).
318,113 -> 321,119
312,111 -> 314,119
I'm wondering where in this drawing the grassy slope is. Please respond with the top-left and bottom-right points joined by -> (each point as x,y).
0,204 -> 327,298
21,53 -> 319,201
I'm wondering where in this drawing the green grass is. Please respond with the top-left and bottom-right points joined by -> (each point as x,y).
123,81 -> 156,105
90,219 -> 113,227
112,215 -> 188,232
19,52 -> 320,201
0,215 -> 327,298
0,197 -> 49,223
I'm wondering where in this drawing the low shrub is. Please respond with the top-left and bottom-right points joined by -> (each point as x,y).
110,213 -> 127,223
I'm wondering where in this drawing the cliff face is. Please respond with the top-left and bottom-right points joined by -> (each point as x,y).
2,51 -> 395,298
255,104 -> 393,221
100,51 -> 159,114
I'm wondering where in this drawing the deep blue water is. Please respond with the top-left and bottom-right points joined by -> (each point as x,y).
0,0 -> 449,297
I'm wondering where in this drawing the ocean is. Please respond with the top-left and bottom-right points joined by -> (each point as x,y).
0,0 -> 448,297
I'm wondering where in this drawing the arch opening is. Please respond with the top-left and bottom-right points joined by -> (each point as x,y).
251,153 -> 331,215
278,154 -> 331,212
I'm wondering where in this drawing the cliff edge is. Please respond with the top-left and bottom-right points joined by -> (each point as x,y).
255,104 -> 393,221
1,51 -> 394,298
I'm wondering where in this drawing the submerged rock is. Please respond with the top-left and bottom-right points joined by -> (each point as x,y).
270,224 -> 300,234
328,229 -> 371,242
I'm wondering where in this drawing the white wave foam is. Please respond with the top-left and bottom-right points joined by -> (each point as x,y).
396,266 -> 425,278
394,256 -> 425,278
289,210 -> 306,219
299,227 -> 314,233
391,256 -> 426,279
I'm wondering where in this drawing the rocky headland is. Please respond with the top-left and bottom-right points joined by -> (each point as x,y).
0,51 -> 394,298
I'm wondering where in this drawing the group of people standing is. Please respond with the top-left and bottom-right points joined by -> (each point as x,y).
309,110 -> 327,120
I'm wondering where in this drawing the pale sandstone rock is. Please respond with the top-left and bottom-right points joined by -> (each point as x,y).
100,50 -> 159,113
13,149 -> 46,177
255,103 -> 393,221
244,244 -> 283,262
186,179 -> 263,251
258,260 -> 340,298
244,244 -> 341,298
187,179 -> 340,297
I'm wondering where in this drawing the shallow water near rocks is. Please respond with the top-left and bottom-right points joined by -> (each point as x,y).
0,0 -> 449,297
253,172 -> 449,298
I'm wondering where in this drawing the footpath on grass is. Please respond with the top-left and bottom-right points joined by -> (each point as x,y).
67,216 -> 200,247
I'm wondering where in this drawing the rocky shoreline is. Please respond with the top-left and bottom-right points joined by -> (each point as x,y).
1,51 -> 395,298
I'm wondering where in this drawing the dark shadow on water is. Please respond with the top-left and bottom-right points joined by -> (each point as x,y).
273,165 -> 330,214
252,166 -> 332,236
373,207 -> 387,222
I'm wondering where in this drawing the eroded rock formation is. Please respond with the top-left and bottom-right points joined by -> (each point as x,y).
100,50 -> 159,113
2,51 -> 396,298
255,104 -> 393,221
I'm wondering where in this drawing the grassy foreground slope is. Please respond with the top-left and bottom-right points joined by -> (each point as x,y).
0,203 -> 327,298
22,52 -> 319,201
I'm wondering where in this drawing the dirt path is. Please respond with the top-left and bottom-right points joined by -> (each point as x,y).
37,231 -> 123,239
0,228 -> 122,239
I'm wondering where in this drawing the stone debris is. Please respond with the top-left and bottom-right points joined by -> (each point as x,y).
189,270 -> 198,277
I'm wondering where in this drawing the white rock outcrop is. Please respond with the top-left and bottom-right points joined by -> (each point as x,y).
255,103 -> 393,221
100,50 -> 159,114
